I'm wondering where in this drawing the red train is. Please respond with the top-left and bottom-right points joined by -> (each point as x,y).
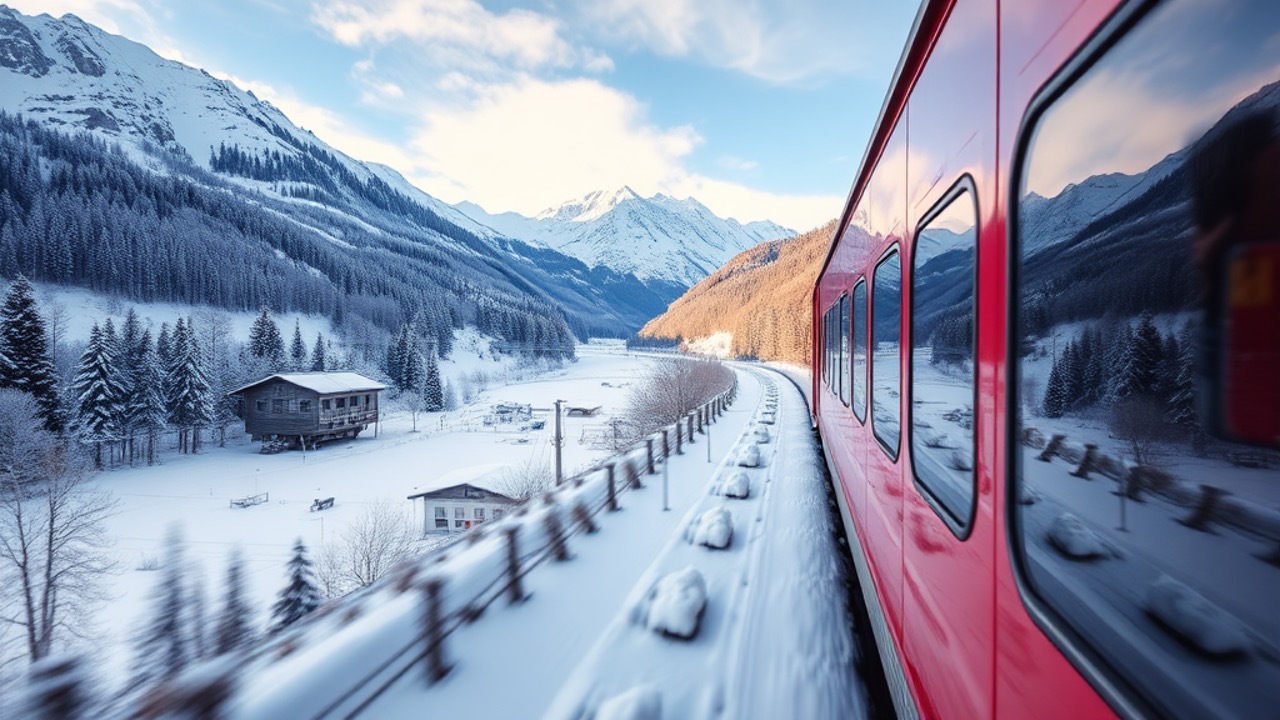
811,0 -> 1280,717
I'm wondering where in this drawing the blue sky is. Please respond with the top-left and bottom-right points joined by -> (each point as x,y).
13,0 -> 920,230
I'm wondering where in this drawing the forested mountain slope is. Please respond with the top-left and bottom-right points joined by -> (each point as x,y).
637,221 -> 835,364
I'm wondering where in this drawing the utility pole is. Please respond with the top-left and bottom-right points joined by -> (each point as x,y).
554,399 -> 564,486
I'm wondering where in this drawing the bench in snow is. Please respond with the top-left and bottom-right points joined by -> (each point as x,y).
230,492 -> 269,509
310,497 -> 335,512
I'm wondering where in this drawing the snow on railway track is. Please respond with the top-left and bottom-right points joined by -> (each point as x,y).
544,368 -> 865,719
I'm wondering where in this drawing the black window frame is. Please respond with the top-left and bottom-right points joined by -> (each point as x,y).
851,278 -> 868,424
909,176 -> 980,538
871,246 -> 903,461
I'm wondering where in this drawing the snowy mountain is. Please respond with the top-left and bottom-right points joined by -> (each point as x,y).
0,5 -> 676,339
455,187 -> 794,287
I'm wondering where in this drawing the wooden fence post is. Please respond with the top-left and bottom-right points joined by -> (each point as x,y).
625,459 -> 642,490
676,424 -> 683,455
606,464 -> 619,511
572,500 -> 598,534
646,438 -> 656,475
423,578 -> 450,684
505,527 -> 525,603
1038,434 -> 1066,462
1071,444 -> 1099,479
662,429 -> 670,459
697,406 -> 704,434
543,508 -> 570,562
687,415 -> 696,444
1178,485 -> 1228,532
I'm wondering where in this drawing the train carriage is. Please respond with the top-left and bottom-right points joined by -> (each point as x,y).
812,0 -> 1280,717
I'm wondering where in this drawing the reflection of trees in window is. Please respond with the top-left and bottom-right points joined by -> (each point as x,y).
911,189 -> 977,527
1013,0 -> 1280,715
872,252 -> 901,456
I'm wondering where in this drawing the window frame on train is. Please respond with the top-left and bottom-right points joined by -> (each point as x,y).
1007,0 -> 1279,717
872,247 -> 903,460
839,291 -> 851,407
851,278 -> 868,424
909,177 -> 979,537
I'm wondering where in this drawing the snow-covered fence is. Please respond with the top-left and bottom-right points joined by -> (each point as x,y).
1025,429 -> 1280,566
135,378 -> 740,719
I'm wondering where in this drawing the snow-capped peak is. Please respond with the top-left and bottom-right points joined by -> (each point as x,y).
535,186 -> 642,223
458,187 -> 795,286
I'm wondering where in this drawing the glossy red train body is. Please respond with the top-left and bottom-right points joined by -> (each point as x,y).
813,0 -> 1280,717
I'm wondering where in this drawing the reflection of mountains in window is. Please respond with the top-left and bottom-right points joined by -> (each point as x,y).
915,226 -> 975,352
1020,86 -> 1280,335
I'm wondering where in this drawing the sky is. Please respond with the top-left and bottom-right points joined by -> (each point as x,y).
8,0 -> 921,231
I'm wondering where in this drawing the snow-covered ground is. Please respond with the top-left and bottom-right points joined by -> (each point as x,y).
215,363 -> 861,719
68,344 -> 657,689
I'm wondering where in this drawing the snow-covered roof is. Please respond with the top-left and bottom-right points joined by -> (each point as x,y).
227,372 -> 386,397
407,483 -> 515,504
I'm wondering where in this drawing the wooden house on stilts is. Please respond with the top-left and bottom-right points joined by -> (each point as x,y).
228,372 -> 386,448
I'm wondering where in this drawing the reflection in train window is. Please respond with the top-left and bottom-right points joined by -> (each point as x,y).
1013,0 -> 1280,716
852,280 -> 867,423
872,251 -> 902,458
911,186 -> 977,531
839,292 -> 850,407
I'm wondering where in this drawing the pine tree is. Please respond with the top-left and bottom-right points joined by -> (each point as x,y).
270,539 -> 322,633
131,529 -> 189,692
215,550 -> 254,655
156,323 -> 173,370
0,276 -> 62,431
289,320 -> 307,371
165,318 -> 212,454
189,569 -> 209,662
423,351 -> 443,411
1114,313 -> 1165,400
401,347 -> 425,398
384,326 -> 408,391
310,333 -> 326,372
118,308 -> 144,463
247,308 -> 284,367
1043,351 -> 1069,418
20,655 -> 91,720
128,331 -> 168,465
70,322 -> 125,467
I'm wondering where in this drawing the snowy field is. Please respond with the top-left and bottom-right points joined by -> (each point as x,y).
222,363 -> 862,719
65,343 -> 659,689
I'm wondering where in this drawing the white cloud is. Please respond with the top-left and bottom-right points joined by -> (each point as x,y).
403,76 -> 834,229
579,0 -> 897,85
312,0 -> 602,72
718,155 -> 759,172
407,76 -> 699,212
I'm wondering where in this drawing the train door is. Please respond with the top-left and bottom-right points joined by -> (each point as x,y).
901,2 -> 997,716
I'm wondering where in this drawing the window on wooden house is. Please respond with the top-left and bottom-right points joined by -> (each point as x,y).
299,400 -> 313,413
255,399 -> 268,413
272,399 -> 285,414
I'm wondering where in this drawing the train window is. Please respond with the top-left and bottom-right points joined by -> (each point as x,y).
912,185 -> 977,531
872,251 -> 901,458
852,280 -> 867,422
839,292 -> 850,406
1012,0 -> 1280,717
822,307 -> 831,386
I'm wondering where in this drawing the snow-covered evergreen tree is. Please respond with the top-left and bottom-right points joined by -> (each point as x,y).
0,276 -> 62,431
70,322 -> 125,467
155,322 -> 174,371
384,326 -> 408,391
165,318 -> 212,454
118,309 -> 144,463
270,539 -> 322,633
131,528 -> 189,692
128,331 -> 168,465
20,655 -> 91,720
1043,352 -> 1069,418
423,351 -> 444,412
289,320 -> 307,371
310,333 -> 326,372
188,569 -> 209,663
247,308 -> 284,367
215,549 -> 254,655
1114,313 -> 1165,400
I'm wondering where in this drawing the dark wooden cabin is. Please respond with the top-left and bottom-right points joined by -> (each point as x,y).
228,372 -> 386,446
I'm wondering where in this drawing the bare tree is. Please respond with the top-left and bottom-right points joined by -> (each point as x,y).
625,358 -> 734,436
315,502 -> 417,597
1111,397 -> 1168,468
0,390 -> 119,666
496,454 -> 553,502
